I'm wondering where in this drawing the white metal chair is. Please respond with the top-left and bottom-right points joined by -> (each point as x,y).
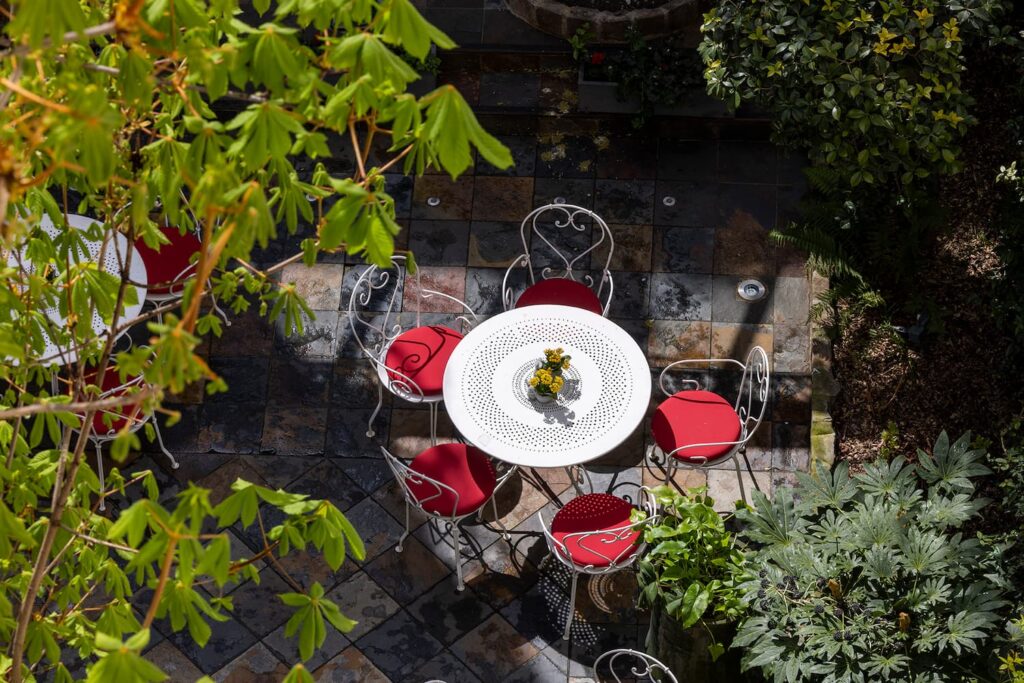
381,444 -> 516,591
72,366 -> 179,511
349,255 -> 478,444
501,204 -> 614,316
647,346 -> 770,504
539,485 -> 657,639
593,649 -> 679,683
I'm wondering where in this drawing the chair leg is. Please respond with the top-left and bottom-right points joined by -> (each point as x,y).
153,420 -> 179,470
396,501 -> 410,553
491,497 -> 511,541
732,454 -> 748,505
367,381 -> 383,438
563,571 -> 579,640
429,403 -> 438,446
95,441 -> 106,512
741,446 -> 762,495
209,289 -> 231,326
453,525 -> 465,592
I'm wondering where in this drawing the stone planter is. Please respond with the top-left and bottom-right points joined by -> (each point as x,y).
577,65 -> 731,118
645,608 -> 743,681
505,0 -> 708,44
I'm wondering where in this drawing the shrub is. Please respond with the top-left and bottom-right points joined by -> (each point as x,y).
699,0 -> 1011,188
734,432 -> 1009,682
636,486 -> 746,659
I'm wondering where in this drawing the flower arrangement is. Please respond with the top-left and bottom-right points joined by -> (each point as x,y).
528,347 -> 571,401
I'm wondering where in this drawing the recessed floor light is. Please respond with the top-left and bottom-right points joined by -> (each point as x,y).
427,196 -> 441,207
554,196 -> 567,205
662,196 -> 676,207
737,279 -> 768,302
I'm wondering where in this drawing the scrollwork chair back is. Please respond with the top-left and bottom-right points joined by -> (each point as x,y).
593,649 -> 679,683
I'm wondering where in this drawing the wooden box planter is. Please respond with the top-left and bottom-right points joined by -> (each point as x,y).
576,64 -> 731,118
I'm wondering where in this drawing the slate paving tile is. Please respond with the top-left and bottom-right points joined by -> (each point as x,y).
609,318 -> 650,355
326,402 -> 389,457
212,642 -> 291,682
572,570 -> 640,625
282,459 -> 365,511
481,6 -> 563,46
262,357 -> 331,455
647,320 -> 712,367
594,224 -> 652,272
464,535 -> 543,610
774,324 -> 811,374
774,422 -> 811,471
207,358 -> 269,403
385,174 -> 414,219
466,266 -> 514,315
654,181 -> 719,227
649,272 -> 711,320
422,7 -> 484,45
261,624 -> 349,675
594,179 -> 655,224
408,579 -> 494,644
314,646 -> 391,682
476,135 -> 537,177
154,404 -> 202,454
363,535 -> 451,603
335,455 -> 392,495
502,649 -> 567,682
472,176 -> 535,222
451,613 -> 540,681
275,310 -> 341,361
711,275 -> 775,324
567,623 -> 643,678
330,359 -> 384,408
595,136 -> 658,180
528,217 -> 593,271
718,182 -> 777,232
719,140 -> 778,184
499,572 -> 572,651
413,176 -> 475,220
280,262 -> 346,311
335,312 -> 386,359
710,322 -> 774,362
146,641 -> 205,681
533,177 -> 596,208
229,567 -> 296,638
479,72 -> 540,108
413,649 -> 485,683
772,375 -> 812,424
468,221 -> 527,268
343,497 -> 406,565
650,227 -> 713,278
409,220 -> 471,266
403,266 -> 468,313
536,136 -> 597,178
157,613 -> 256,675
268,544 -> 360,595
605,271 -> 650,320
212,308 -> 274,358
773,276 -> 810,325
658,139 -> 718,181
326,571 -> 401,642
356,609 -> 444,679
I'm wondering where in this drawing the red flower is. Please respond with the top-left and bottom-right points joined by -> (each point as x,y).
590,51 -> 606,65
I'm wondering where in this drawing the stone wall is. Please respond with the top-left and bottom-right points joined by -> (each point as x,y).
504,0 -> 707,45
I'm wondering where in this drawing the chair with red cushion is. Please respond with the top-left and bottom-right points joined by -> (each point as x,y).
539,487 -> 657,639
73,366 -> 179,510
348,255 -> 479,444
382,444 -> 516,591
648,346 -> 770,504
501,204 -> 614,316
133,224 -> 230,325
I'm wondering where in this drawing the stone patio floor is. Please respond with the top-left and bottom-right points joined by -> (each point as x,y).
115,16 -> 814,678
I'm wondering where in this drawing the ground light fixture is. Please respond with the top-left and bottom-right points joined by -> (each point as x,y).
427,196 -> 441,207
737,278 -> 768,302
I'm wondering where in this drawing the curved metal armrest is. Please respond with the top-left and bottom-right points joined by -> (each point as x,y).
658,358 -> 745,397
501,254 -> 529,311
666,436 -> 749,464
494,463 -> 519,492
593,649 -> 678,683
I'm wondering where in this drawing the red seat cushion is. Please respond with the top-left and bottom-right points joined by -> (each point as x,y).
406,443 -> 497,517
133,227 -> 201,295
81,369 -> 144,435
384,325 -> 463,396
651,390 -> 742,462
515,278 -> 603,315
550,493 -> 641,568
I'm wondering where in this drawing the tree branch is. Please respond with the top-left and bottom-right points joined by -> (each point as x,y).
0,21 -> 117,58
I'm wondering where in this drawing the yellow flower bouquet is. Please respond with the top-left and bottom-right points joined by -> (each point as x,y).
528,347 -> 571,403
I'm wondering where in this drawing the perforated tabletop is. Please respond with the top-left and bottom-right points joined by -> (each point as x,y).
442,305 -> 651,468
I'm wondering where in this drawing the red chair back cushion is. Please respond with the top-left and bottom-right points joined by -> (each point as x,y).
384,325 -> 463,396
133,227 -> 201,295
81,368 -> 145,435
550,493 -> 640,568
515,278 -> 603,315
406,443 -> 497,517
651,390 -> 742,462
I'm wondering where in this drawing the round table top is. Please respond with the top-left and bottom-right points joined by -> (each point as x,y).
5,213 -> 148,365
442,304 -> 652,468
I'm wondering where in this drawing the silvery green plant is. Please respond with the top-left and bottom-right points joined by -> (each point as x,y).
733,432 -> 1010,683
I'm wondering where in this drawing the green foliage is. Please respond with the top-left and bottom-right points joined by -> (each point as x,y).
734,432 -> 1009,682
568,23 -> 595,62
636,486 -> 746,659
0,0 -> 507,681
699,0 -> 1010,188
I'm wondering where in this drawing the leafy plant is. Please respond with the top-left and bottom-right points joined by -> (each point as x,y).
699,0 -> 1011,188
636,486 -> 747,660
734,432 -> 1010,682
0,0 -> 509,681
568,23 -> 595,62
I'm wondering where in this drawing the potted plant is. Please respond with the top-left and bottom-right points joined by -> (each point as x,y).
636,486 -> 746,680
528,347 -> 571,403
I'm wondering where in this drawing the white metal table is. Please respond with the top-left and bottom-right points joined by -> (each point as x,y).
5,213 -> 148,365
442,305 -> 652,478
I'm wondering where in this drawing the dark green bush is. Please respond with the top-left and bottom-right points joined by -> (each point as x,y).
734,432 -> 1010,682
699,0 -> 1011,188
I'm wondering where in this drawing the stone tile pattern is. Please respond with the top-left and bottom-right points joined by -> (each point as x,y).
136,125 -> 810,679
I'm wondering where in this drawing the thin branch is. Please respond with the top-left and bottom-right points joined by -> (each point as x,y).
0,386 -> 159,421
59,525 -> 138,554
141,537 -> 177,630
0,21 -> 117,58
